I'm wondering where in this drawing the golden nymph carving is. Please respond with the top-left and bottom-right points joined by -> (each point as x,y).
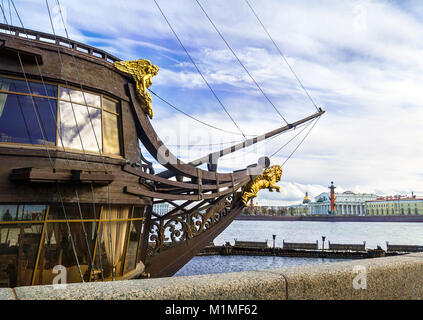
241,165 -> 282,207
114,59 -> 159,119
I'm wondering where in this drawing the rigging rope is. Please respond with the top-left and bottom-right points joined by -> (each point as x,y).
7,0 -> 11,25
269,116 -> 317,159
49,0 -> 108,280
9,0 -> 105,281
217,120 -> 311,162
12,0 -> 102,280
153,0 -> 248,140
168,139 -> 245,148
281,115 -> 321,167
0,1 -> 4,24
1,2 -> 85,282
54,0 -> 107,172
245,0 -> 320,112
10,81 -> 33,144
195,0 -> 290,125
45,0 -> 101,280
149,89 -> 256,137
279,116 -> 321,167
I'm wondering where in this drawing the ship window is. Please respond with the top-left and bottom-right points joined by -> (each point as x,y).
0,77 -> 57,145
59,86 -> 101,108
59,101 -> 102,152
103,97 -> 118,113
0,76 -> 122,156
103,111 -> 120,155
0,205 -> 47,287
58,86 -> 121,156
1,77 -> 57,97
0,204 -> 145,287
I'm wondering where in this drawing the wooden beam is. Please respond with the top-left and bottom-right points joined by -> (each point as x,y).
123,165 -> 246,191
9,167 -> 115,185
124,177 -> 248,201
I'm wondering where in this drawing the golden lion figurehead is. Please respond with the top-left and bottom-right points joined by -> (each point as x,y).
241,165 -> 283,206
262,165 -> 282,183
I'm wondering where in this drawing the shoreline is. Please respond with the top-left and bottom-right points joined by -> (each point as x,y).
198,245 -> 391,259
235,215 -> 423,223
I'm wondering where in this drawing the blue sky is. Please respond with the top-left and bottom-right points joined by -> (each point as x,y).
5,0 -> 423,205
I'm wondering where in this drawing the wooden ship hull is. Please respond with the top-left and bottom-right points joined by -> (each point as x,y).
0,23 -> 323,287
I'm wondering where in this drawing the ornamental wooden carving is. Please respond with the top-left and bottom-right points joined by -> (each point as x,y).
114,59 -> 159,119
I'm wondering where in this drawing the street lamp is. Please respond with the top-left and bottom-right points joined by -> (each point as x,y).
272,234 -> 276,254
322,236 -> 326,251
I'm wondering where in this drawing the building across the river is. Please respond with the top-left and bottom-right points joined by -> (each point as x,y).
243,190 -> 379,216
244,205 -> 288,216
290,188 -> 423,216
152,203 -> 172,216
287,191 -> 377,216
308,191 -> 378,216
242,182 -> 423,217
366,194 -> 423,216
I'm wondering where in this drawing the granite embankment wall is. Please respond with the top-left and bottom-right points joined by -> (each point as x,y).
236,215 -> 423,222
1,253 -> 423,300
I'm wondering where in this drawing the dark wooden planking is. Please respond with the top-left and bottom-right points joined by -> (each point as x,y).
0,39 -> 44,64
9,167 -> 115,185
123,165 -> 247,191
124,176 -> 248,201
0,146 -> 127,165
0,153 -> 150,205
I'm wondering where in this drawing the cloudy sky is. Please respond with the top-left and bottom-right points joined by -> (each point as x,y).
4,0 -> 423,205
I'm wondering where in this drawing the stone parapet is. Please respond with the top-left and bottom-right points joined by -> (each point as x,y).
1,253 -> 422,300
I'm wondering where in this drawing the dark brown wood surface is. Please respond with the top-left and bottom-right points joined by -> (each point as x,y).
144,200 -> 244,277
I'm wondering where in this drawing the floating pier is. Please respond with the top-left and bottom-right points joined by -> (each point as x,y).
198,240 -> 422,259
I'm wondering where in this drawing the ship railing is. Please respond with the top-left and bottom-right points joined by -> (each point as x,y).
0,22 -> 120,64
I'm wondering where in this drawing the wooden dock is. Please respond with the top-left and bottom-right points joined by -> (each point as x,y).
198,240 -> 417,259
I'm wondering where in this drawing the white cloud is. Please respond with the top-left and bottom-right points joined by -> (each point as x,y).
8,0 -> 423,204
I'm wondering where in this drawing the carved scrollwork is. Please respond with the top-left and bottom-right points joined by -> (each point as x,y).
164,216 -> 188,243
147,220 -> 163,256
147,196 -> 233,255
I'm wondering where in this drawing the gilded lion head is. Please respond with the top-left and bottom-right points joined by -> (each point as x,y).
262,165 -> 282,182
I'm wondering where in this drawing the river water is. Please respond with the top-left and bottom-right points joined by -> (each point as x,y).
174,220 -> 423,277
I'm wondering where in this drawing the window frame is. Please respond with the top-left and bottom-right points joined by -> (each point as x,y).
0,74 -> 123,158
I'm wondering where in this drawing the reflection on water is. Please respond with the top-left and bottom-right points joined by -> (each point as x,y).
175,220 -> 423,277
175,255 -> 349,277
